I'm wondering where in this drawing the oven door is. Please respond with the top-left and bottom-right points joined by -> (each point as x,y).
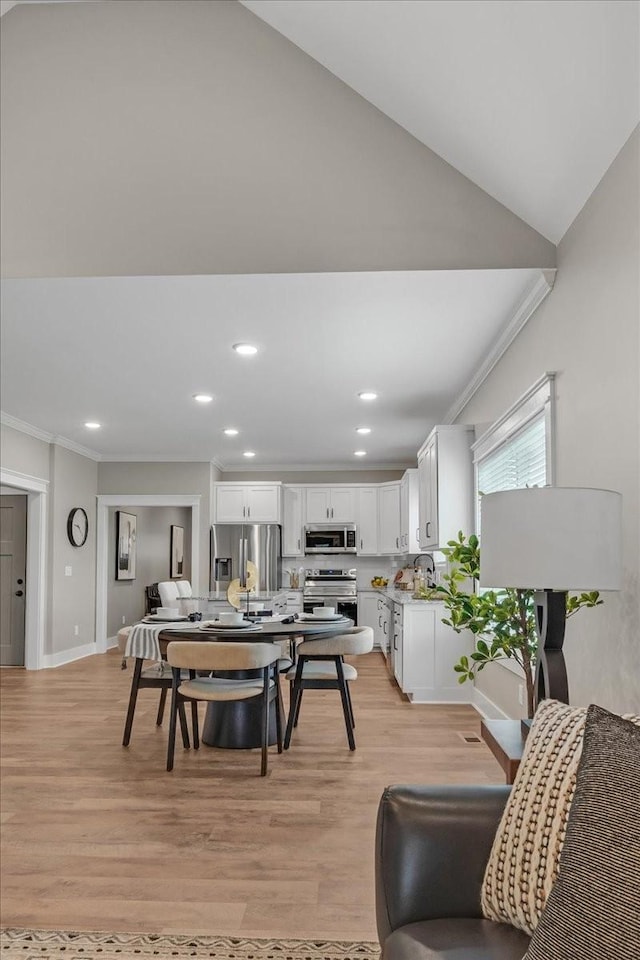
303,598 -> 358,625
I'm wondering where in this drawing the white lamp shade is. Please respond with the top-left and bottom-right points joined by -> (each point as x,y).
479,488 -> 622,591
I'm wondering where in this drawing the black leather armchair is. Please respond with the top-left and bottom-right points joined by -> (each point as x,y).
375,785 -> 532,960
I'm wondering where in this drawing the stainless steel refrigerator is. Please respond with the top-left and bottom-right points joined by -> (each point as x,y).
210,523 -> 282,594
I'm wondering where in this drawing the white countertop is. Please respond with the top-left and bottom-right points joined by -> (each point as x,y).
359,588 -> 442,606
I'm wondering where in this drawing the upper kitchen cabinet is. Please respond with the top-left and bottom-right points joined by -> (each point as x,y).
282,485 -> 305,556
214,482 -> 281,523
399,469 -> 420,554
356,486 -> 379,555
378,482 -> 401,554
417,426 -> 474,549
305,486 -> 357,523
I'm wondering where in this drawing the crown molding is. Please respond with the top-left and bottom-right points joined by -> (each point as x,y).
52,435 -> 101,462
216,461 -> 415,473
1,411 -> 54,443
98,454 -> 215,463
210,457 -> 224,471
443,269 -> 556,424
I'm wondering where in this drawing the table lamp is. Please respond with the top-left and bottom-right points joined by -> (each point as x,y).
479,487 -> 622,708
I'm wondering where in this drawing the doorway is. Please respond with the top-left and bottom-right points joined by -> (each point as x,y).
0,494 -> 27,665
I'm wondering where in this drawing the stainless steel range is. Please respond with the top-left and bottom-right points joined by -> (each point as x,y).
303,568 -> 358,624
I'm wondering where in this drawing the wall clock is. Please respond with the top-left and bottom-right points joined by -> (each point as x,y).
67,507 -> 89,547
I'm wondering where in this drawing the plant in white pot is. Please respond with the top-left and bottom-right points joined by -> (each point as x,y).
430,532 -> 602,717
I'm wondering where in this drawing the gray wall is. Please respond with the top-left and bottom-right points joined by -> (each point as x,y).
98,460 -> 218,593
456,127 -> 639,716
1,0 -> 555,279
1,423 -> 50,481
47,444 -> 98,656
106,505 -> 191,636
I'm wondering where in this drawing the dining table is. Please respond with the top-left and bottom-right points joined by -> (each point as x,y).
127,615 -> 354,750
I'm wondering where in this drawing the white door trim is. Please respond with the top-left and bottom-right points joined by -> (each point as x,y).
95,494 -> 201,653
0,468 -> 48,670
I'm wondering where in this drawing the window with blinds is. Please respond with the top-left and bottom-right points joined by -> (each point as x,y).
478,413 -> 547,498
473,373 -> 555,533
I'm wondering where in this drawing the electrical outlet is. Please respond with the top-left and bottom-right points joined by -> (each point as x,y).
518,684 -> 525,706
64,565 -> 72,577
74,625 -> 79,636
122,615 -> 126,624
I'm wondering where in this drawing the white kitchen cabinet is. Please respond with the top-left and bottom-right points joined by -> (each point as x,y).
399,469 -> 420,554
399,601 -> 473,702
379,595 -> 392,660
417,426 -> 474,550
282,485 -> 304,556
214,483 -> 281,523
283,590 -> 303,614
358,593 -> 384,650
304,486 -> 357,523
378,482 -> 401,554
356,486 -> 379,555
391,601 -> 403,686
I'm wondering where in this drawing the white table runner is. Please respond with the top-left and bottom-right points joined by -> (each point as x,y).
125,621 -> 191,663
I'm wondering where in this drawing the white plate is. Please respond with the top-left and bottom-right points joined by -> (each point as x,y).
199,621 -> 262,631
297,612 -> 347,622
143,614 -> 189,622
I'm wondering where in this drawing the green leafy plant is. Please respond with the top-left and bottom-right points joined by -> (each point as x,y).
428,531 -> 602,717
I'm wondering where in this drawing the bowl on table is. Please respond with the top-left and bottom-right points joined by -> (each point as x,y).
313,606 -> 335,617
219,610 -> 245,626
156,607 -> 180,619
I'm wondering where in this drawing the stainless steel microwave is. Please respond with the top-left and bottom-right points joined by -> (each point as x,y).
304,524 -> 357,554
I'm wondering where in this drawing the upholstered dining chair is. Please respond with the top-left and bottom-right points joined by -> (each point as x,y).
165,641 -> 284,776
157,580 -> 181,607
284,625 -> 374,751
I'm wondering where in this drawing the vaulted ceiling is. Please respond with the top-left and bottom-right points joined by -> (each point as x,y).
0,1 -> 637,468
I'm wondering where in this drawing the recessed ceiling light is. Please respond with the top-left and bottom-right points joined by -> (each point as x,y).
354,450 -> 367,457
243,450 -> 256,458
84,422 -> 101,429
233,343 -> 258,356
358,391 -> 377,401
356,427 -> 372,434
223,428 -> 239,436
193,394 -> 213,403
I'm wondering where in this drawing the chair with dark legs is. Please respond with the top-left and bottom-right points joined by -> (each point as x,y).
284,625 -> 374,751
165,640 -> 284,776
119,627 -> 191,748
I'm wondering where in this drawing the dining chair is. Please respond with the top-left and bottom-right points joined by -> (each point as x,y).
119,627 -> 191,748
284,625 -> 374,751
157,580 -> 181,607
165,641 -> 284,776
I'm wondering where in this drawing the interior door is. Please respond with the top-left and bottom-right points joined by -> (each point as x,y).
0,494 -> 27,666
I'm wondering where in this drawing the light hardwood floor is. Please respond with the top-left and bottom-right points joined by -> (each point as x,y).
0,650 -> 502,940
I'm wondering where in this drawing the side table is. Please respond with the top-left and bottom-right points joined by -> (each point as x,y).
481,719 -> 528,784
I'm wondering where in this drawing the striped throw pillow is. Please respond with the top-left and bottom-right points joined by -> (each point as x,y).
481,699 -> 640,935
525,705 -> 640,959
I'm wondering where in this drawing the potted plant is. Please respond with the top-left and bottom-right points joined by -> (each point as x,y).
429,532 -> 602,717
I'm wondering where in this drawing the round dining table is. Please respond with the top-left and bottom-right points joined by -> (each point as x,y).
159,617 -> 354,749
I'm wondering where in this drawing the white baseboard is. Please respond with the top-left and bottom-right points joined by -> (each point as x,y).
42,642 -> 98,669
471,685 -> 511,720
106,635 -> 120,650
408,688 -> 473,704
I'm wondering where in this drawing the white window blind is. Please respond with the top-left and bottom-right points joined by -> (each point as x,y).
477,413 -> 547,498
473,373 -> 555,534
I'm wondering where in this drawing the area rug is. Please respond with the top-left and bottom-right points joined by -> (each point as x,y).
0,930 -> 380,960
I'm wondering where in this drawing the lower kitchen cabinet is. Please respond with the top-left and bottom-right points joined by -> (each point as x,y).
358,592 -> 391,657
400,602 -> 472,702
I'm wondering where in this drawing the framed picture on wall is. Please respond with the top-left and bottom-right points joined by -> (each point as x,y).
170,524 -> 184,579
116,511 -> 137,580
